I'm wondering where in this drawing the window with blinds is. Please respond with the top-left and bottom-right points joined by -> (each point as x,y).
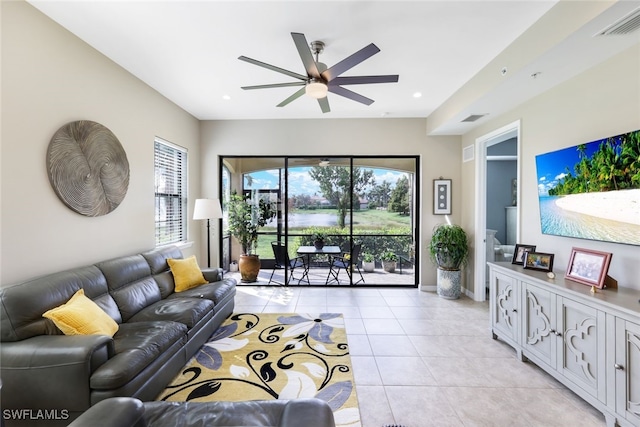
154,139 -> 187,246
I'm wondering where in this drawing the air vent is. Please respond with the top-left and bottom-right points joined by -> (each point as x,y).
461,114 -> 487,123
596,7 -> 640,36
463,145 -> 474,163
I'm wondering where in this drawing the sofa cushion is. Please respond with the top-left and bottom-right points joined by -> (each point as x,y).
168,256 -> 208,292
90,321 -> 186,390
167,279 -> 236,305
141,246 -> 184,275
128,298 -> 214,330
141,246 -> 183,298
96,255 -> 162,322
0,266 -> 115,342
43,289 -> 119,337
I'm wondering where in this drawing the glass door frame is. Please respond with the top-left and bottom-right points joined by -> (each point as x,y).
219,155 -> 419,287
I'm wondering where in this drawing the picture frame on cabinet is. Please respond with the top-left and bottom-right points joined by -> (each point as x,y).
512,244 -> 537,265
565,247 -> 612,289
433,179 -> 451,215
523,251 -> 554,272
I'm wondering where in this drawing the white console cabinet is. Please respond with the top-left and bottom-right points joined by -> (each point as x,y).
489,262 -> 640,427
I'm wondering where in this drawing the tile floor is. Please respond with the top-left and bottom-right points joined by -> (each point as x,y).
233,285 -> 607,427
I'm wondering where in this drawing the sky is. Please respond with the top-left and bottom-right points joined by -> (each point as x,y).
246,166 -> 407,196
535,137 -> 605,197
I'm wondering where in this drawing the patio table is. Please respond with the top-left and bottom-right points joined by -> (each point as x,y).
296,245 -> 342,284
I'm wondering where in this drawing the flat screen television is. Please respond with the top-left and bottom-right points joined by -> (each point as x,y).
535,129 -> 640,246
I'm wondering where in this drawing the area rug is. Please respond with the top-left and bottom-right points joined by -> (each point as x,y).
159,312 -> 361,427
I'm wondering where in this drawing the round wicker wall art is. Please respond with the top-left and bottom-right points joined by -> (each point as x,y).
47,120 -> 129,216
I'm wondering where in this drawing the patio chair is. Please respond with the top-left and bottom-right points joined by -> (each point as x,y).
269,241 -> 309,285
397,243 -> 415,274
326,243 -> 364,285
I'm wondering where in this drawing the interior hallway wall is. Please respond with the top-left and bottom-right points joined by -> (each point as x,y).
461,44 -> 640,294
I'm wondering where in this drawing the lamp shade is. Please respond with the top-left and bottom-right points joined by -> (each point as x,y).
193,198 -> 222,220
305,81 -> 328,99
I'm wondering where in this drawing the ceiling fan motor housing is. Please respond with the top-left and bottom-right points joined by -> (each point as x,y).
310,40 -> 325,55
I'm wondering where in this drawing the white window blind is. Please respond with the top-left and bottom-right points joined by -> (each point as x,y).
154,139 -> 187,246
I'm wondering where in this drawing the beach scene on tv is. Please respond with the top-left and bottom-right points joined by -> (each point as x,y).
535,129 -> 640,246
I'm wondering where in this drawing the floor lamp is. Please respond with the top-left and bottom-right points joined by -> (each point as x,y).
193,198 -> 223,268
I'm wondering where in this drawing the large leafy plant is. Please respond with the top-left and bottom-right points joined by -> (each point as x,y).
227,192 -> 275,255
428,224 -> 469,270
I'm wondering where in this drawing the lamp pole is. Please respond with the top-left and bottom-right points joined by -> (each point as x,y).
205,218 -> 211,268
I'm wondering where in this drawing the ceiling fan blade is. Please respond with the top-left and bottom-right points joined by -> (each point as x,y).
330,75 -> 399,86
291,32 -> 320,78
241,82 -> 306,90
238,55 -> 308,81
318,97 -> 330,113
328,85 -> 374,106
277,87 -> 306,108
322,43 -> 380,81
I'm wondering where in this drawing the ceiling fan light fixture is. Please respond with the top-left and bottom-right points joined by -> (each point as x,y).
305,80 -> 328,99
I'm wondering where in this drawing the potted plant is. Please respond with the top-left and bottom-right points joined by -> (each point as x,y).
227,192 -> 276,282
362,253 -> 375,272
381,251 -> 398,273
311,230 -> 327,249
429,224 -> 469,299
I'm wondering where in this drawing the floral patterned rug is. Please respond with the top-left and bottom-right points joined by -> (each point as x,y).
159,312 -> 361,427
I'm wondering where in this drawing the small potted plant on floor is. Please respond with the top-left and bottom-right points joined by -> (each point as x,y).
362,253 -> 375,272
227,192 -> 276,282
429,223 -> 469,299
381,251 -> 398,273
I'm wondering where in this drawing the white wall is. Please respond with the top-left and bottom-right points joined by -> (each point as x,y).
200,118 -> 462,288
461,44 -> 640,294
1,1 -> 201,286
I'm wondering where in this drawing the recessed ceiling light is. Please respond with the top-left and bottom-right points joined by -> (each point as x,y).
222,95 -> 231,100
413,92 -> 422,98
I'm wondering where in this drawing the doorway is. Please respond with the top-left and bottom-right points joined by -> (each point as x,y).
474,121 -> 521,301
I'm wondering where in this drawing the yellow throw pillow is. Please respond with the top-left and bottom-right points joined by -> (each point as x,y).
43,289 -> 119,337
168,255 -> 208,292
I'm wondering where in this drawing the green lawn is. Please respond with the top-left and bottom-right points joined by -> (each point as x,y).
261,208 -> 410,232
251,208 -> 412,259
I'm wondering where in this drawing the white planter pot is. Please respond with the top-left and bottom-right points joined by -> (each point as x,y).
363,261 -> 375,272
437,267 -> 461,299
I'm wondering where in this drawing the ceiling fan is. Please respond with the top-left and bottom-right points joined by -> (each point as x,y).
238,32 -> 399,113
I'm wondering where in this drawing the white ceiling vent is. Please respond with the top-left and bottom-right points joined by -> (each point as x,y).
461,114 -> 487,123
596,7 -> 640,36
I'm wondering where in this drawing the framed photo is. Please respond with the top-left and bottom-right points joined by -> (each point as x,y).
512,244 -> 537,265
565,247 -> 612,289
433,179 -> 451,215
523,251 -> 554,272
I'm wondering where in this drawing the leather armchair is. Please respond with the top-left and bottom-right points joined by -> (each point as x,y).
67,397 -> 336,427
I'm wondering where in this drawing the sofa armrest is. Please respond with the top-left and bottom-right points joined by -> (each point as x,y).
67,397 -> 145,427
201,267 -> 224,282
280,398 -> 336,427
1,335 -> 113,411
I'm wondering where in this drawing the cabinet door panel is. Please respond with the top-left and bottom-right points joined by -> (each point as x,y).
616,319 -> 640,424
492,272 -> 518,344
523,283 -> 555,367
558,297 -> 605,399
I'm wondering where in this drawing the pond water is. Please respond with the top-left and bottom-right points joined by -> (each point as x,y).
266,212 -> 350,228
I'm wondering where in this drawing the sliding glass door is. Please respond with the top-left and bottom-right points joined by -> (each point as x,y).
220,156 -> 418,287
